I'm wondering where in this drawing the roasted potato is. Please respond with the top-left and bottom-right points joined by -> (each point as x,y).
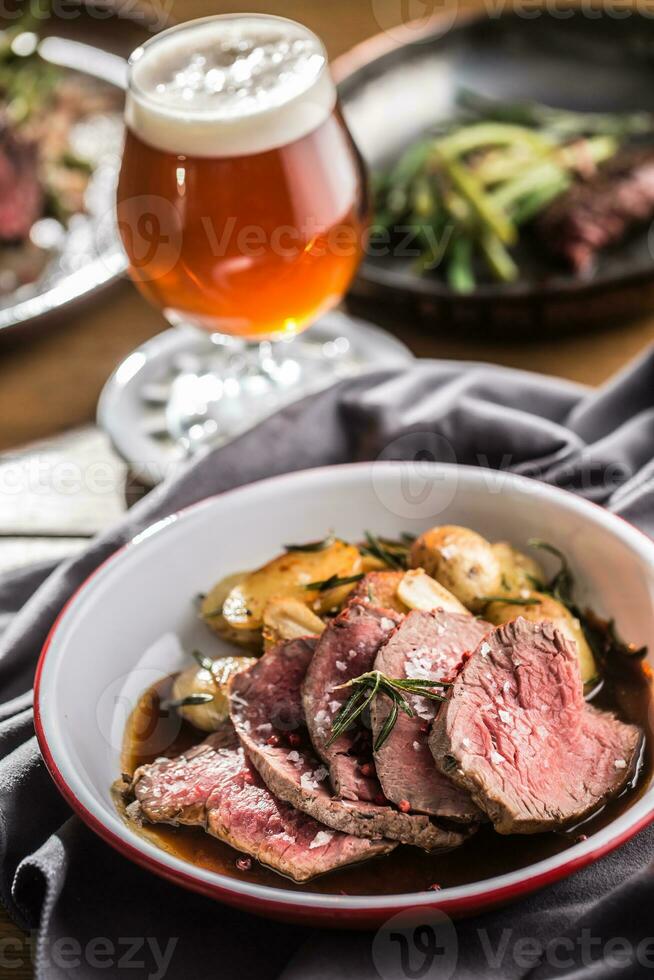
410,525 -> 502,612
201,572 -> 261,650
397,568 -> 468,615
349,571 -> 407,613
493,542 -> 545,594
171,655 -> 256,731
222,540 -> 362,633
262,596 -> 326,649
484,592 -> 596,684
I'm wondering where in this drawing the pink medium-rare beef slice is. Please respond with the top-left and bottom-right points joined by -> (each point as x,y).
371,610 -> 489,821
302,601 -> 401,802
429,618 -> 643,834
131,728 -> 393,882
230,636 -> 470,852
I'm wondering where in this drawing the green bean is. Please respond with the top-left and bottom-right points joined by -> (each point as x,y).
511,178 -> 570,224
436,151 -> 516,245
434,122 -> 553,160
479,231 -> 518,283
457,87 -> 654,139
447,236 -> 476,293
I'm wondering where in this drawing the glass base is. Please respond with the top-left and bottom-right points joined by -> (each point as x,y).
162,325 -> 362,456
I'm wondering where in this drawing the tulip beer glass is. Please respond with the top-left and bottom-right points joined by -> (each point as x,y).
117,14 -> 369,448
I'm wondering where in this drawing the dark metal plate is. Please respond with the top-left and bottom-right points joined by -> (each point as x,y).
336,8 -> 654,338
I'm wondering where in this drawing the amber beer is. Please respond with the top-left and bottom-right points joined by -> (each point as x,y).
117,15 -> 368,340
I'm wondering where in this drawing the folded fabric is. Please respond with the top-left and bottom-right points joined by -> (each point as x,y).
3,351 -> 654,979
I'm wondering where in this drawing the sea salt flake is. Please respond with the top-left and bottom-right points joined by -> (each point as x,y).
462,737 -> 471,749
498,709 -> 511,724
329,700 -> 341,713
380,617 -> 396,631
412,741 -> 421,751
490,751 -> 505,766
309,830 -> 334,849
335,660 -> 347,672
614,759 -> 627,770
479,642 -> 491,658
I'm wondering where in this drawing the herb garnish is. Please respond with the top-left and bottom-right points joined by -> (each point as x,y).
284,535 -> 336,553
162,693 -> 214,710
360,531 -> 411,570
192,650 -> 215,671
528,539 -> 648,660
303,573 -> 364,593
327,670 -> 450,751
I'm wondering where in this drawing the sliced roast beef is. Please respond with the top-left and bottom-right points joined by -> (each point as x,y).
371,610 -> 489,821
230,637 -> 470,852
302,601 -> 401,802
429,618 -> 643,833
130,726 -> 394,882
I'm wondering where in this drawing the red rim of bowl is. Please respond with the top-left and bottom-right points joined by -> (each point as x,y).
33,462 -> 654,925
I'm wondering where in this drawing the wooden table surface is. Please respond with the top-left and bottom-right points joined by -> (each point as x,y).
2,0 -> 654,974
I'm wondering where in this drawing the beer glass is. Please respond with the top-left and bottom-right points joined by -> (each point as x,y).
117,14 -> 369,450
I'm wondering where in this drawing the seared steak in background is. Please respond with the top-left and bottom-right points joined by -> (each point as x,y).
130,725 -> 394,882
430,618 -> 642,833
371,610 -> 488,821
302,602 -> 401,802
230,637 -> 471,852
0,124 -> 43,242
536,148 -> 654,272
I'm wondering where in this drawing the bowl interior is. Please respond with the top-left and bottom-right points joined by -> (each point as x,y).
36,463 -> 654,915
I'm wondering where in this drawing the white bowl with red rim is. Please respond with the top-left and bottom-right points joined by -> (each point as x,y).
35,462 -> 654,927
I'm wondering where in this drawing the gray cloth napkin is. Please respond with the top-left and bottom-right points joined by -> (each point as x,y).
2,351 -> 654,979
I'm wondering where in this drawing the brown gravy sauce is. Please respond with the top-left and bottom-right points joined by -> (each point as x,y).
114,654 -> 654,896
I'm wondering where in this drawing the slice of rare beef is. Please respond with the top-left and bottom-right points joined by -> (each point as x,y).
130,727 -> 394,882
429,618 -> 643,834
230,637 -> 470,852
302,601 -> 401,802
371,610 -> 489,821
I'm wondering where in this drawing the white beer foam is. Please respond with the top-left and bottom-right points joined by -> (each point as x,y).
125,15 -> 336,158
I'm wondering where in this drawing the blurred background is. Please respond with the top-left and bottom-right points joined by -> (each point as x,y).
2,0 -> 654,456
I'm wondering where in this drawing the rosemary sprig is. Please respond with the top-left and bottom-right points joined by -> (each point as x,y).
192,649 -> 215,671
327,670 -> 450,751
528,539 -> 648,660
528,539 -> 574,606
360,531 -> 408,570
284,535 -> 335,553
162,693 -> 214,710
303,573 -> 364,593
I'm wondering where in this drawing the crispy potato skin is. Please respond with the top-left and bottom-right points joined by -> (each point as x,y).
492,542 -> 545,594
222,540 -> 362,632
410,525 -> 502,612
171,656 -> 256,731
349,571 -> 407,613
484,592 -> 596,683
